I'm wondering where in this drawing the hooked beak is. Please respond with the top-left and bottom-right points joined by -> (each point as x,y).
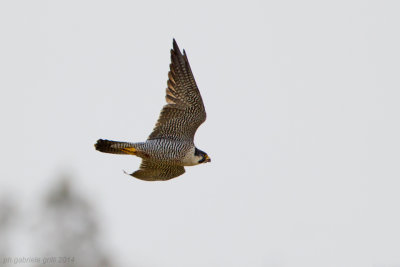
204,154 -> 211,163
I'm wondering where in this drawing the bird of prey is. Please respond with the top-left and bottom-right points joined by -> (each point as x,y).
95,39 -> 210,181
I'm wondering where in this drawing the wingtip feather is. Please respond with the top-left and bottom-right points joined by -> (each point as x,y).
172,39 -> 182,56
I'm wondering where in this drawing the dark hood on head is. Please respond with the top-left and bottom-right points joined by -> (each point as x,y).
195,147 -> 206,156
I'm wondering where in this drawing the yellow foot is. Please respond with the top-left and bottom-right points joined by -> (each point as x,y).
121,147 -> 137,155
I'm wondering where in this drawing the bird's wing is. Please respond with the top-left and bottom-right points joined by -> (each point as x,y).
147,39 -> 206,142
129,159 -> 185,181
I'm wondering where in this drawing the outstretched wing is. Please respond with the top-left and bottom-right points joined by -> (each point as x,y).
148,39 -> 206,142
129,159 -> 185,181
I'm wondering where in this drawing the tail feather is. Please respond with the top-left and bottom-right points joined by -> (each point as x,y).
94,139 -> 137,155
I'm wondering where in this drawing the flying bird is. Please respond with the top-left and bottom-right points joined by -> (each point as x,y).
95,39 -> 210,181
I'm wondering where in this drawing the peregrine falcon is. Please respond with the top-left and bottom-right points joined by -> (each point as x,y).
95,39 -> 210,181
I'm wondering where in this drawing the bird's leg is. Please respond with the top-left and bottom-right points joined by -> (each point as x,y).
121,147 -> 137,155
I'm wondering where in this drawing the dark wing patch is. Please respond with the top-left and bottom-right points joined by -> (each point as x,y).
129,159 -> 185,181
148,39 -> 206,142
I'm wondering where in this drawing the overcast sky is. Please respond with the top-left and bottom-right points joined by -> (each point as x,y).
1,0 -> 400,266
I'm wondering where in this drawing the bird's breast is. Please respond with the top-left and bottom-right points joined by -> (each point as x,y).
139,139 -> 195,165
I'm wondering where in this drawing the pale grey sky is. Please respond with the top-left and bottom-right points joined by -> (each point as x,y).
1,0 -> 400,266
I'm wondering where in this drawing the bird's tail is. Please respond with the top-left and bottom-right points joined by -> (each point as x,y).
94,139 -> 137,155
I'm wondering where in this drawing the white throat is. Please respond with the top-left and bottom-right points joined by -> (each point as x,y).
181,147 -> 201,166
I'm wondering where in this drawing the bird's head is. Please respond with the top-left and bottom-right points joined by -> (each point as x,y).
195,148 -> 211,164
